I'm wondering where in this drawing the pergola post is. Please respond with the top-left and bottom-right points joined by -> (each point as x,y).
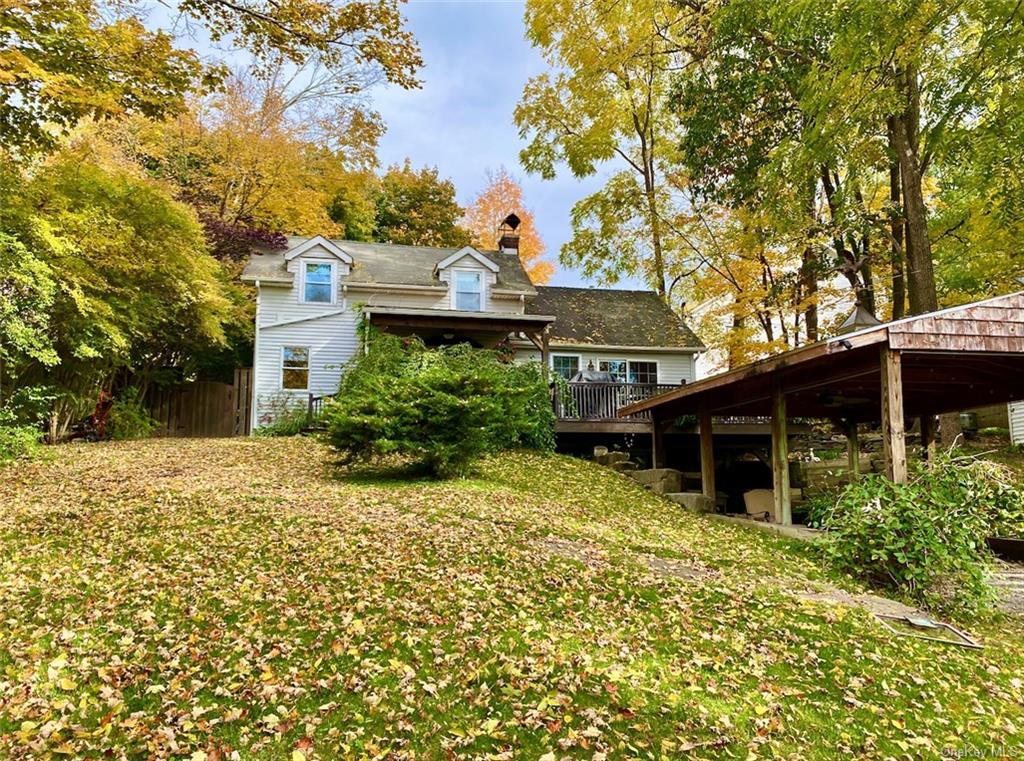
920,414 -> 936,464
770,378 -> 792,526
699,407 -> 715,500
845,421 -> 860,482
651,413 -> 666,468
880,345 -> 908,484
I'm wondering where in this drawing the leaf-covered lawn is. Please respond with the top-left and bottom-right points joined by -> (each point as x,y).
1,439 -> 1022,759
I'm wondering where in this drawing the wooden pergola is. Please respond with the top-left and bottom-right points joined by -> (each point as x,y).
619,292 -> 1024,525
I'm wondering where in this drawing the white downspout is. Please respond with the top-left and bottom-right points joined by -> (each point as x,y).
250,279 -> 261,434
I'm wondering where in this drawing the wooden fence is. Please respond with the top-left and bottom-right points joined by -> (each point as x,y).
148,368 -> 252,438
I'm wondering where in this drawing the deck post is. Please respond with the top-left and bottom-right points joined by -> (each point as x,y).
845,421 -> 860,482
770,378 -> 792,525
651,413 -> 665,468
920,414 -> 936,464
880,345 -> 908,484
699,407 -> 715,500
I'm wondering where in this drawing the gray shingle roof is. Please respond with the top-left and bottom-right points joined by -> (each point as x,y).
527,286 -> 704,349
242,237 -> 536,294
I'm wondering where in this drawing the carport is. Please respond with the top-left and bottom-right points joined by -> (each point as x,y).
619,292 -> 1024,525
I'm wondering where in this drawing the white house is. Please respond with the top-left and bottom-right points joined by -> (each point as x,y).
241,223 -> 704,430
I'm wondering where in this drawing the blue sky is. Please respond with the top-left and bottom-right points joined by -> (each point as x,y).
371,1 -> 636,288
154,0 -> 641,288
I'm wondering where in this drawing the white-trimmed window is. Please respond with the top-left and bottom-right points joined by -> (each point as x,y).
551,355 -> 580,381
302,261 -> 334,303
628,360 -> 658,384
599,359 -> 658,384
599,359 -> 627,382
453,270 -> 482,311
281,346 -> 310,390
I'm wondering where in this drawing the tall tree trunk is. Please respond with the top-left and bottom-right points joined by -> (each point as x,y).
642,167 -> 666,299
890,66 -> 938,315
859,244 -> 875,314
887,136 -> 906,319
802,186 -> 819,342
727,309 -> 744,370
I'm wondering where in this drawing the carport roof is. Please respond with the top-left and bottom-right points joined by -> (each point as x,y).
619,291 -> 1024,423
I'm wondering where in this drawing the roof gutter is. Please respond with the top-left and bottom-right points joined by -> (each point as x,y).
510,340 -> 704,353
342,282 -> 448,295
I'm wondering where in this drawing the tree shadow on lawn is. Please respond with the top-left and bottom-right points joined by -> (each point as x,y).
326,455 -> 442,486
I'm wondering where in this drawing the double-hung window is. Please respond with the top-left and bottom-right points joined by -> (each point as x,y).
303,262 -> 333,304
281,346 -> 310,390
599,359 -> 658,384
454,270 -> 482,311
628,361 -> 658,384
551,355 -> 580,381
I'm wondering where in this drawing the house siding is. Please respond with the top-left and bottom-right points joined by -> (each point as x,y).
252,247 -> 526,427
514,345 -> 697,385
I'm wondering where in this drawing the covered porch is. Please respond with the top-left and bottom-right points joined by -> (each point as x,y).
619,292 -> 1024,526
363,305 -> 556,357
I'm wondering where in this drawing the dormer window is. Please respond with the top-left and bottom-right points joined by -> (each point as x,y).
453,270 -> 482,311
303,262 -> 334,304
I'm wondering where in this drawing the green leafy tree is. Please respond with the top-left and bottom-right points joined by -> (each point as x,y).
372,161 -> 471,247
515,0 -> 689,297
0,0 -> 207,154
0,230 -> 58,402
0,136 -> 237,434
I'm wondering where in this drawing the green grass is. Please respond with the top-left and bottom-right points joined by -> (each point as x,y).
1,438 -> 1022,759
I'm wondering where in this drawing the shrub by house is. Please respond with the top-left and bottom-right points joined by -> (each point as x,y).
324,335 -> 554,477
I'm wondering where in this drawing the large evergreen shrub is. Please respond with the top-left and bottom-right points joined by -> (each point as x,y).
323,335 -> 554,477
812,451 -> 1024,615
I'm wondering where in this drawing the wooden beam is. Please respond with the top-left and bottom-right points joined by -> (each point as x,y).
770,378 -> 792,525
699,407 -> 715,500
846,421 -> 860,482
880,345 -> 908,484
920,414 -> 936,463
651,414 -> 666,468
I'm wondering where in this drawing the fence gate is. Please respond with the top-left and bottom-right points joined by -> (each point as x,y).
233,367 -> 252,436
148,368 -> 253,438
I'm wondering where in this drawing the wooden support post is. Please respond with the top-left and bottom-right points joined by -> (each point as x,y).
920,414 -> 936,464
880,345 -> 908,484
699,407 -> 715,500
846,421 -> 860,482
770,379 -> 792,526
651,414 -> 665,469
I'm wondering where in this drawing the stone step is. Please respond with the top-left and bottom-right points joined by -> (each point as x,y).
664,492 -> 715,513
627,468 -> 682,495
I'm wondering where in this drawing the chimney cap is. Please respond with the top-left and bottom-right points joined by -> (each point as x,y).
498,212 -> 521,252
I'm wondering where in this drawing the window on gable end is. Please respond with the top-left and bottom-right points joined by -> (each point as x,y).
303,262 -> 333,303
454,270 -> 482,311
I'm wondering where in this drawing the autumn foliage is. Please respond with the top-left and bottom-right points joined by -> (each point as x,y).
463,167 -> 554,284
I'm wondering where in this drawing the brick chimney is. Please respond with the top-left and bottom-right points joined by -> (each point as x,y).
497,213 -> 521,253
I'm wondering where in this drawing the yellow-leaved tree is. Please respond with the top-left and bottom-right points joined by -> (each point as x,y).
462,167 -> 554,284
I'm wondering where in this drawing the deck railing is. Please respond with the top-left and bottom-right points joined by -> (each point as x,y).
310,383 -> 680,426
307,393 -> 333,423
553,382 -> 678,422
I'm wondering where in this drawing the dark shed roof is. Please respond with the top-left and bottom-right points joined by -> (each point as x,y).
527,286 -> 704,349
620,291 -> 1024,422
